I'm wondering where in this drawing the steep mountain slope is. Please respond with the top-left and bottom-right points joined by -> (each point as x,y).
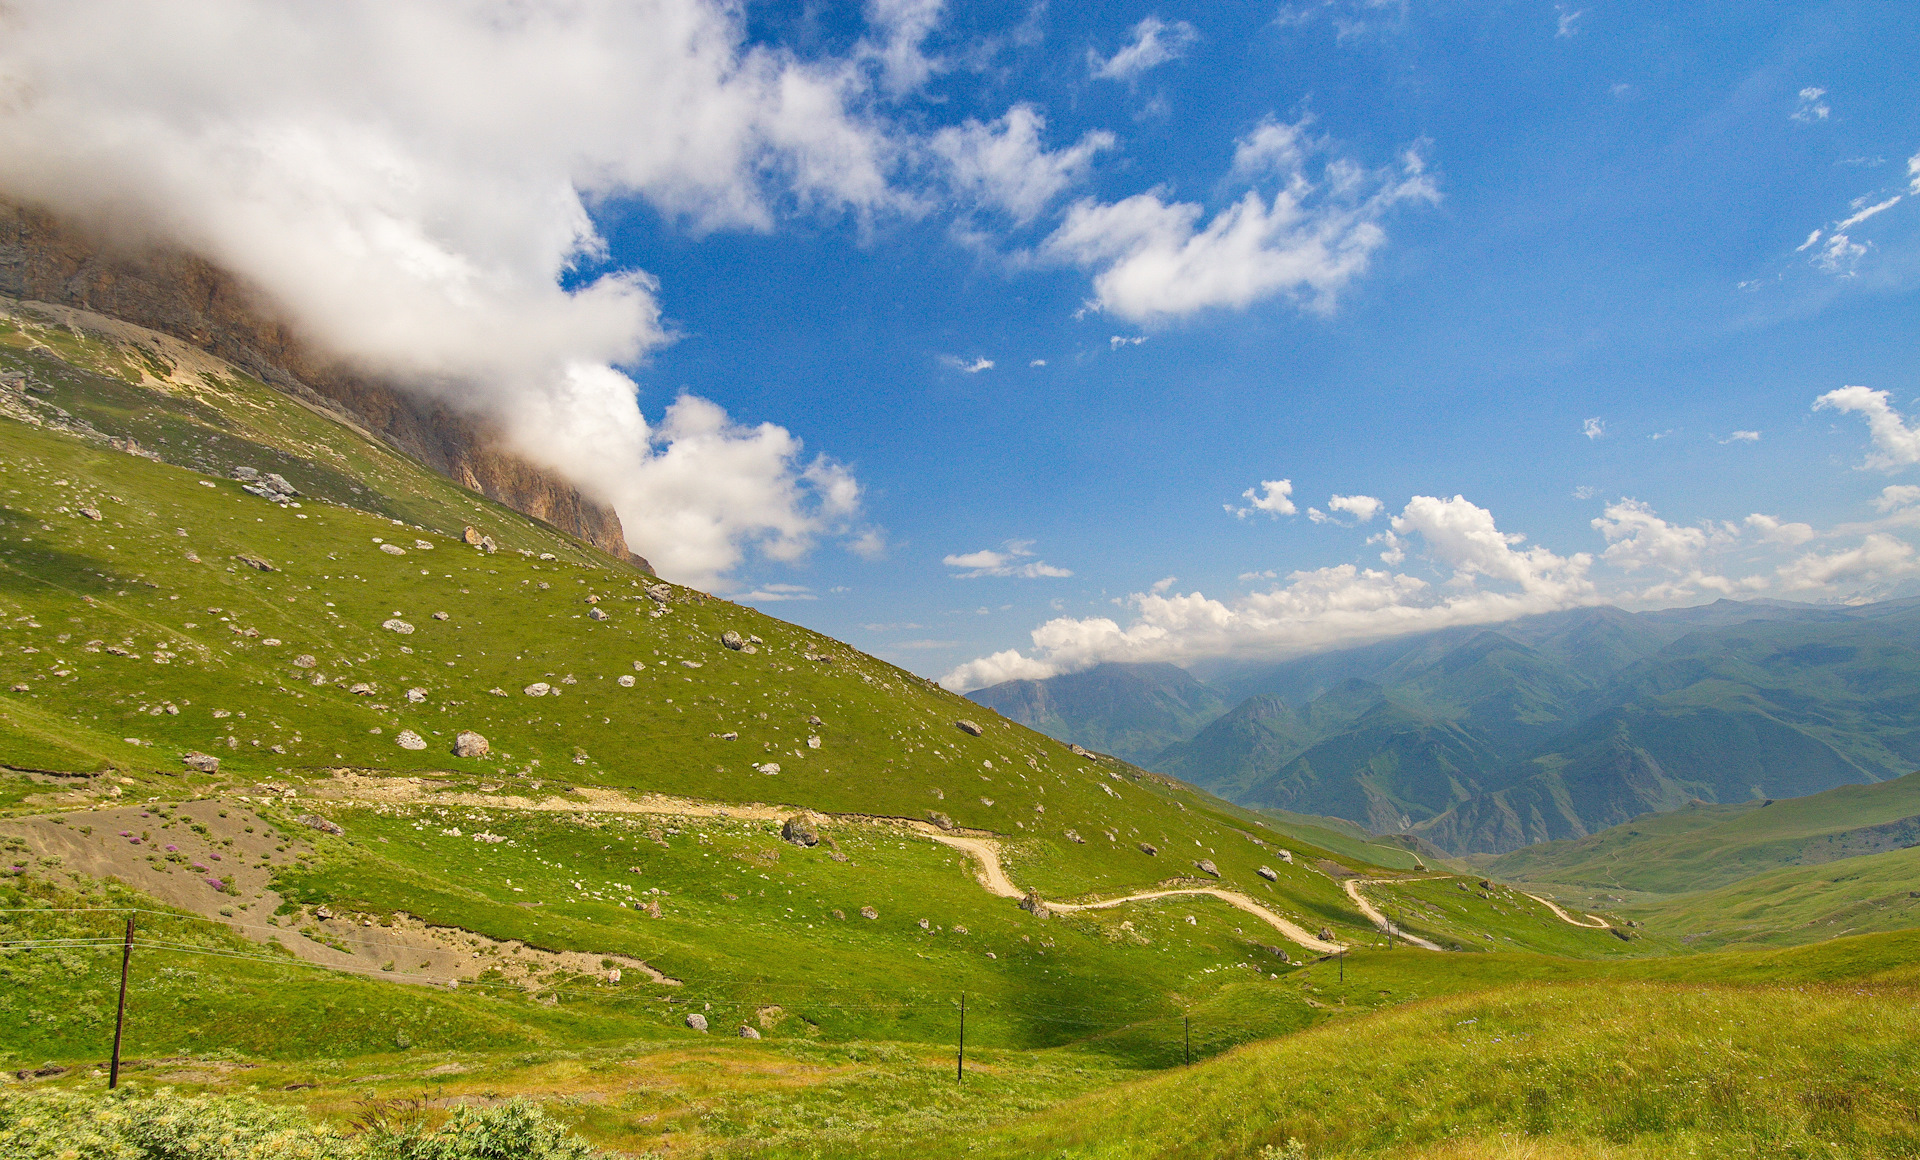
0,302 -> 1420,1084
0,201 -> 646,569
966,661 -> 1226,764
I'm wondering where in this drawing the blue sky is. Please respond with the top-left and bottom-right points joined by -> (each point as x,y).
5,0 -> 1916,688
598,1 -> 1920,684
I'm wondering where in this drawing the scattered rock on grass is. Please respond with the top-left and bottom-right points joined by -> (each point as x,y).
293,654 -> 317,669
1319,927 -> 1335,942
738,1025 -> 760,1039
721,631 -> 745,650
301,815 -> 345,836
617,675 -> 635,687
432,611 -> 449,621
406,688 -> 427,703
380,544 -> 406,556
859,906 -> 878,920
1257,866 -> 1278,882
396,731 -> 427,751
781,815 -> 820,847
381,619 -> 414,634
181,752 -> 220,773
1195,859 -> 1219,878
1138,843 -> 1158,856
523,682 -> 552,697
646,583 -> 673,603
453,731 -> 490,758
955,719 -> 983,736
588,607 -> 609,621
1019,891 -> 1052,919
686,1013 -> 708,1032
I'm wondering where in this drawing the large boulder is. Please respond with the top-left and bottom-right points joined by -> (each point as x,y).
1195,859 -> 1220,878
181,751 -> 220,773
955,719 -> 984,737
781,815 -> 820,848
686,1013 -> 708,1032
453,731 -> 490,758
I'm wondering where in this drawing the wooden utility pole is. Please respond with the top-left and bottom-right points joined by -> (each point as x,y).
109,916 -> 133,1089
956,994 -> 965,1083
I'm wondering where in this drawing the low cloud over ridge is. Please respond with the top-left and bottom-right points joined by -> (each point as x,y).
0,0 -> 895,589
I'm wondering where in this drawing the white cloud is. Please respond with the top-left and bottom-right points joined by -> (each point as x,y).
1744,513 -> 1816,546
1814,232 -> 1868,274
1796,229 -> 1824,252
1721,430 -> 1761,443
1591,499 -> 1726,571
941,355 -> 995,373
611,394 -> 866,588
738,583 -> 818,602
931,105 -> 1114,223
1043,119 -> 1437,320
1911,150 -> 1920,194
1228,479 -> 1297,518
943,540 -> 1072,579
943,494 -> 1594,689
1582,417 -> 1606,440
1110,334 -> 1148,349
1554,5 -> 1584,38
1151,576 -> 1177,593
1088,16 -> 1199,82
1029,358 -> 1047,367
1572,485 -> 1598,500
1791,87 -> 1831,124
1778,533 -> 1917,591
861,0 -> 947,96
1836,195 -> 1903,231
1815,385 -> 1920,470
1873,485 -> 1920,513
1309,493 -> 1383,525
0,0 -> 908,589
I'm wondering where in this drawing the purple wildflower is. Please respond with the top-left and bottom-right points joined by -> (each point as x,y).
165,845 -> 178,852
118,831 -> 131,837
205,877 -> 225,889
209,853 -> 221,861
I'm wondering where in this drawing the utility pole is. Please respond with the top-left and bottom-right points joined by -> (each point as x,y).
1184,1015 -> 1190,1066
110,915 -> 133,1090
956,994 -> 964,1083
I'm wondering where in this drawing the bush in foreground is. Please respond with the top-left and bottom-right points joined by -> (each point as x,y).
0,1088 -> 602,1160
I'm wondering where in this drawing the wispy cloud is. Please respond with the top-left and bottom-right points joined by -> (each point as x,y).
1791,86 -> 1831,124
943,539 -> 1072,579
1109,334 -> 1148,349
941,355 -> 995,373
1088,16 -> 1199,82
738,583 -> 819,602
1554,5 -> 1584,38
1720,430 -> 1761,444
1582,417 -> 1606,440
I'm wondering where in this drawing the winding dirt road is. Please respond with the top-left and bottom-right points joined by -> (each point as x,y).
1521,891 -> 1611,928
1047,889 -> 1345,954
1341,879 -> 1446,951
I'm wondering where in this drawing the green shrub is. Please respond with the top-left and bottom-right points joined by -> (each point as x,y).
0,1090 -> 600,1160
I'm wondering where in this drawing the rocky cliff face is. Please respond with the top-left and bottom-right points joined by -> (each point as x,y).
0,200 -> 650,573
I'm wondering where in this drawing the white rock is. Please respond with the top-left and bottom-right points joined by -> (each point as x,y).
686,1013 -> 709,1032
396,731 -> 428,751
406,688 -> 427,703
380,544 -> 407,556
524,682 -> 551,697
381,619 -> 414,634
617,675 -> 636,687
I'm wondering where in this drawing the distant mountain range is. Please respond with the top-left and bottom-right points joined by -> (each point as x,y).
968,600 -> 1920,854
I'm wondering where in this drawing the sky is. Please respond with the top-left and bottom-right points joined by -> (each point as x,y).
0,1 -> 1917,690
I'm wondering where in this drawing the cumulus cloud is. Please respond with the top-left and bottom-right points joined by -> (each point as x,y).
1591,499 -> 1728,571
612,395 -> 868,588
1721,430 -> 1761,443
1744,513 -> 1817,546
0,0 -> 909,587
930,104 -> 1114,223
943,540 -> 1072,579
1228,479 -> 1297,518
861,0 -> 948,96
1791,87 -> 1831,124
1043,117 -> 1437,320
943,495 -> 1593,689
1329,493 -> 1383,522
1816,386 -> 1920,470
1582,417 -> 1607,440
1088,16 -> 1199,82
1778,534 -> 1917,591
1873,485 -> 1920,513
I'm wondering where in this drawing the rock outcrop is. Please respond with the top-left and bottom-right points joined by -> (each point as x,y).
0,201 -> 651,572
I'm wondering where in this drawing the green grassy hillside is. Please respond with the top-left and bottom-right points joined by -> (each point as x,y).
1485,771 -> 1920,898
